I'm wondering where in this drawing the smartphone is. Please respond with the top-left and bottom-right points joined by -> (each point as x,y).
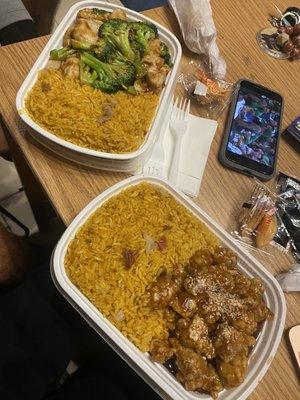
219,80 -> 283,180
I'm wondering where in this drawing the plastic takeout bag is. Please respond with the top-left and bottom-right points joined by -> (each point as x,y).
168,0 -> 226,78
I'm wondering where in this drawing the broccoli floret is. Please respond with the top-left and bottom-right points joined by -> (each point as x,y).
93,39 -> 115,62
81,52 -> 135,93
107,47 -> 146,80
126,38 -> 146,78
93,78 -> 119,94
130,37 -> 144,54
130,21 -> 158,55
49,47 -> 76,61
132,50 -> 147,79
126,85 -> 137,95
79,61 -> 98,86
160,41 -> 172,67
99,19 -> 135,61
92,8 -> 110,15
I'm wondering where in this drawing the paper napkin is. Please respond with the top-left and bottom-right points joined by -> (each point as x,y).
138,104 -> 218,197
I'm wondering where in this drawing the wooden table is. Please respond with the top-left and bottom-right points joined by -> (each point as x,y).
0,1 -> 299,399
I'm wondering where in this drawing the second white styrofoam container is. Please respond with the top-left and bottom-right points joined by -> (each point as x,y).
16,1 -> 182,172
51,175 -> 286,400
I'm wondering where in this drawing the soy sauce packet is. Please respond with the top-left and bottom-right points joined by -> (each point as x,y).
234,173 -> 300,261
275,173 -> 300,260
235,183 -> 278,250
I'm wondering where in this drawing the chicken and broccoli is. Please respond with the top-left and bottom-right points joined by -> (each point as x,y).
49,7 -> 172,94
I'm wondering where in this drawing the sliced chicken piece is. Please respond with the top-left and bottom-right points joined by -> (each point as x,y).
142,54 -> 164,69
63,26 -> 73,47
146,66 -> 170,93
85,18 -> 103,36
146,68 -> 166,93
60,57 -> 80,79
142,54 -> 170,93
77,7 -> 127,21
110,8 -> 127,20
77,8 -> 110,21
71,18 -> 99,45
148,38 -> 161,56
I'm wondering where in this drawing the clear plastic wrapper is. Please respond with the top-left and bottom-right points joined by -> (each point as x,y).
233,174 -> 300,261
276,263 -> 300,292
179,60 -> 235,119
234,183 -> 278,250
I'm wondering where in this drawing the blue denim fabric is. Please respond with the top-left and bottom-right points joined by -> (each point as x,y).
122,0 -> 168,12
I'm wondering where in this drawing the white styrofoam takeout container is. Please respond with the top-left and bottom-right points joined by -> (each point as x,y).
51,175 -> 286,400
16,1 -> 182,172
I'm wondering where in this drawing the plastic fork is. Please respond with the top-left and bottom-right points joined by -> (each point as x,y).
168,97 -> 190,186
142,117 -> 167,178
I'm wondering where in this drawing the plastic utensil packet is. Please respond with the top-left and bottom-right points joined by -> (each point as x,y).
179,60 -> 235,119
168,0 -> 226,78
233,175 -> 300,261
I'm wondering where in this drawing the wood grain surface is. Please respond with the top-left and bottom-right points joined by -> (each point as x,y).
0,1 -> 299,399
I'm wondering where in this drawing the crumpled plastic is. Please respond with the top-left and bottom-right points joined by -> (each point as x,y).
168,0 -> 226,78
179,60 -> 235,119
276,264 -> 300,292
233,174 -> 300,261
275,173 -> 300,261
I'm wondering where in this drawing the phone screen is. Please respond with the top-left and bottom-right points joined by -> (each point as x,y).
225,84 -> 282,175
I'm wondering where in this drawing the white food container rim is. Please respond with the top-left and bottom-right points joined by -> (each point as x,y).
51,175 -> 286,400
16,1 -> 182,162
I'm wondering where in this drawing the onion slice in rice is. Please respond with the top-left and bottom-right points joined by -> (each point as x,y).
114,310 -> 125,321
142,232 -> 158,254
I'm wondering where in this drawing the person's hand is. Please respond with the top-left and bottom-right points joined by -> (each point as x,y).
21,0 -> 60,35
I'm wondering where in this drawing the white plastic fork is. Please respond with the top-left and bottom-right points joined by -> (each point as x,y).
142,117 -> 167,178
168,97 -> 190,186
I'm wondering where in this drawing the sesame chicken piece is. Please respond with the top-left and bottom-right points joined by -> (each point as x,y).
170,291 -> 198,318
150,339 -> 174,363
170,338 -> 223,399
147,274 -> 180,309
213,247 -> 237,269
188,249 -> 214,272
213,323 -> 255,363
177,315 -> 215,359
217,355 -> 248,387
